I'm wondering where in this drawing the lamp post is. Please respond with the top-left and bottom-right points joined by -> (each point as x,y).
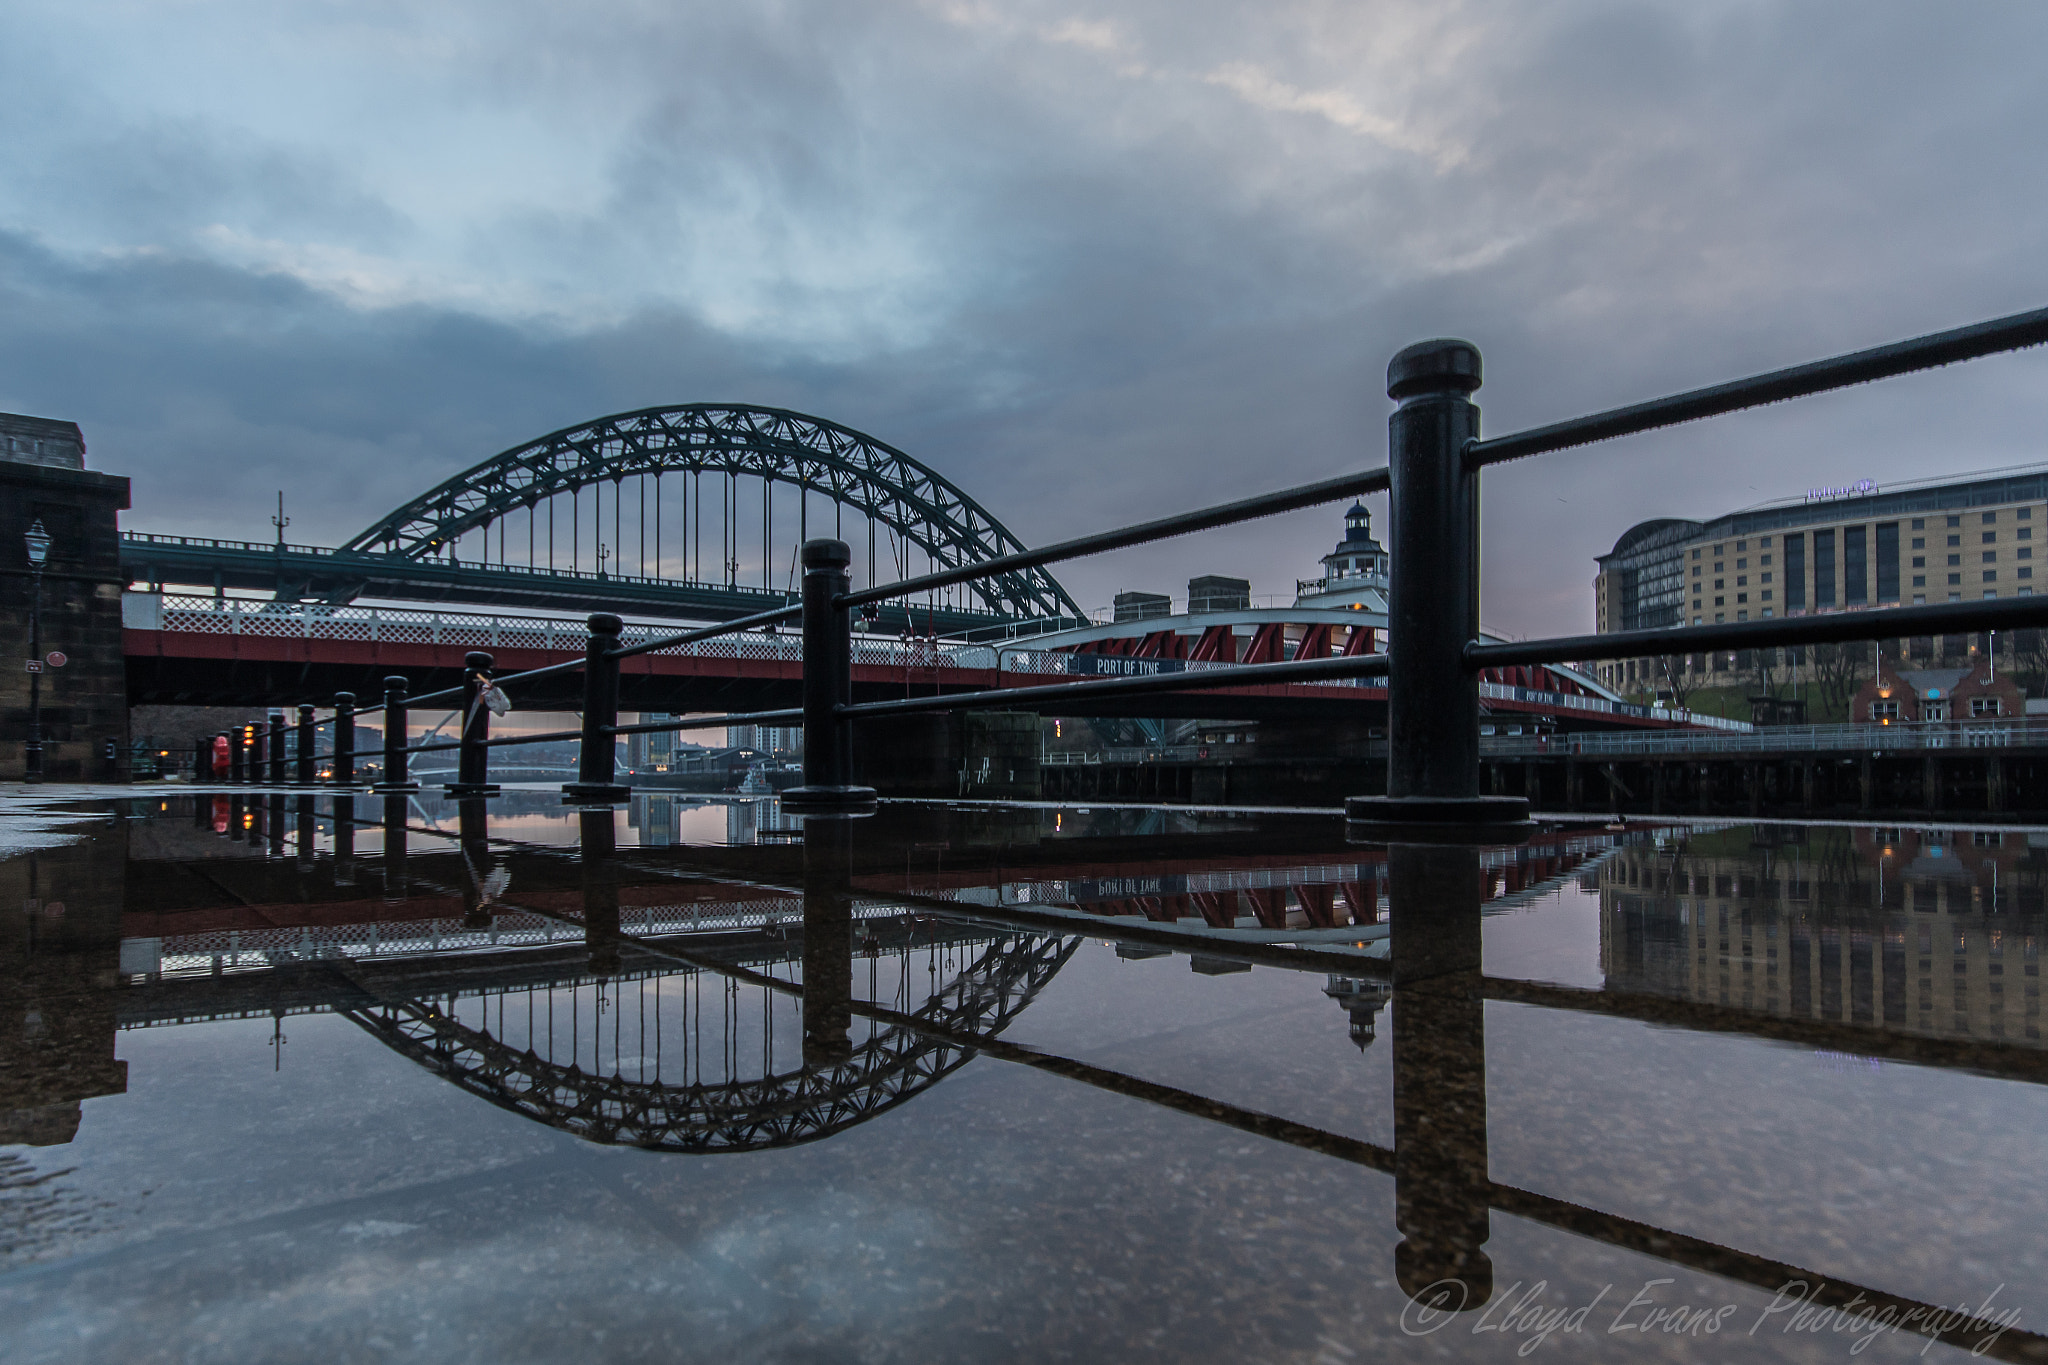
23,519 -> 50,783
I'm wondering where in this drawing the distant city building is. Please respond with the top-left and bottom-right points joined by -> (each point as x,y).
1591,467 -> 2048,698
726,723 -> 800,756
1851,658 -> 2022,726
1112,590 -> 1171,622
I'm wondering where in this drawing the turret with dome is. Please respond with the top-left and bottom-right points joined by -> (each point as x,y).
1293,503 -> 1389,610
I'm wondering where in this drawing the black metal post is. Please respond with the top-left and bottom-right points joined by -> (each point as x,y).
446,651 -> 500,797
295,705 -> 316,787
229,727 -> 246,784
331,693 -> 355,787
374,676 -> 418,793
563,615 -> 629,803
267,710 -> 287,786
783,538 -> 875,813
1348,340 -> 1530,837
24,562 -> 42,783
248,722 -> 265,786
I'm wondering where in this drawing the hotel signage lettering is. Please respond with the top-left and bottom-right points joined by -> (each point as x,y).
1805,479 -> 1878,502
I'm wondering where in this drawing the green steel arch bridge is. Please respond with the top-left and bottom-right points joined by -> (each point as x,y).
121,405 -> 1085,639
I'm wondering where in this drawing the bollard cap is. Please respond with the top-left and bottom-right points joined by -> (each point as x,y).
333,692 -> 354,705
464,650 -> 494,670
1387,339 -> 1482,401
800,538 -> 853,571
586,612 -> 624,635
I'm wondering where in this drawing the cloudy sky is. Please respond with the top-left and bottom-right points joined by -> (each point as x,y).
3,0 -> 2046,635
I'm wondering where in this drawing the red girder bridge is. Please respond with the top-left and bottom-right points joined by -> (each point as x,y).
121,592 -> 1736,731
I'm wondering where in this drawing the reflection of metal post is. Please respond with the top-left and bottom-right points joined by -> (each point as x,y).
381,793 -> 409,901
230,726 -> 246,784
375,676 -> 418,793
564,616 -> 630,803
295,794 -> 315,871
1348,341 -> 1528,838
332,693 -> 355,787
802,814 -> 857,1065
296,705 -> 316,787
785,538 -> 876,813
229,793 -> 245,843
458,798 -> 492,928
267,793 -> 286,856
579,807 -> 621,977
1387,842 -> 1493,1309
333,793 -> 356,886
447,651 -> 500,797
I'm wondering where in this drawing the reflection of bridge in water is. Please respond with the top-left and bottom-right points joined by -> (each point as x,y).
20,796 -> 2048,1358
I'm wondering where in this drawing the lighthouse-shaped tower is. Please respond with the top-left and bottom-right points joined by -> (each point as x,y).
1293,503 -> 1390,610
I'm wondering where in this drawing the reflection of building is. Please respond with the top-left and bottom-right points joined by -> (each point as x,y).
1599,826 -> 2045,1043
1324,975 -> 1393,1049
0,825 -> 128,1144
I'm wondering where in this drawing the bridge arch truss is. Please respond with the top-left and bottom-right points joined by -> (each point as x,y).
342,405 -> 1083,623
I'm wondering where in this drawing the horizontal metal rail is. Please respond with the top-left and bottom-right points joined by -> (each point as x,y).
839,652 -> 1390,720
837,467 -> 1392,610
1469,595 -> 2048,669
1467,303 -> 2048,468
604,708 -> 803,738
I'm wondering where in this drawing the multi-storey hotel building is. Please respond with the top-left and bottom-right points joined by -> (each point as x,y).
1591,467 -> 2048,696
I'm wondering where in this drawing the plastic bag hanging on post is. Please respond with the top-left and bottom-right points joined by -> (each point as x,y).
445,651 -> 501,798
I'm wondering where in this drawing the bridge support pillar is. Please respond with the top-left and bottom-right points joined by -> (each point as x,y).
446,651 -> 501,798
785,539 -> 876,814
331,694 -> 356,787
1348,340 -> 1528,839
563,616 -> 629,804
373,676 -> 419,793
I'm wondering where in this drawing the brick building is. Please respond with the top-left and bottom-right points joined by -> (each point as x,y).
1851,658 -> 2024,726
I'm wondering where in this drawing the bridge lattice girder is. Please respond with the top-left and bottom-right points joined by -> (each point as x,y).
342,932 -> 1077,1152
342,405 -> 1083,622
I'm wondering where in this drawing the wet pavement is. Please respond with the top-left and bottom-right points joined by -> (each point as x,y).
2,785 -> 2046,1362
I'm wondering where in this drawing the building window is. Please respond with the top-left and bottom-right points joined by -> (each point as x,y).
2022,508 -> 2033,520
2023,567 -> 2034,580
1872,700 -> 1900,722
1714,579 -> 1725,589
1985,531 -> 1998,543
1762,608 -> 1773,617
1985,588 -> 1999,598
1714,596 -> 1725,606
1912,518 -> 1926,530
2022,547 -> 2033,560
1761,572 -> 1772,583
1950,573 -> 1962,585
1949,554 -> 1962,566
1985,512 -> 1998,524
1911,536 -> 1925,549
1692,548 -> 1702,559
1762,589 -> 1773,600
1985,551 -> 1998,563
1736,540 -> 1747,550
1693,598 -> 1702,608
1714,561 -> 1725,572
1912,556 -> 1925,568
1950,592 -> 1962,602
1913,594 -> 1927,605
1948,534 -> 1962,546
1986,570 -> 1998,582
1948,515 -> 1962,527
1974,697 -> 2001,717
1737,593 -> 1748,603
1761,553 -> 1773,566
1737,575 -> 1747,586
1693,615 -> 1703,624
2023,527 -> 2035,540
1737,610 -> 1748,621
1693,565 -> 1702,576
1913,574 -> 1926,587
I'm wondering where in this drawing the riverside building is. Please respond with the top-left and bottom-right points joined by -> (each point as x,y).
1590,467 -> 2048,699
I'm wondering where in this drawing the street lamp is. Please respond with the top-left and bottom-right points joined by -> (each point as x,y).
23,519 -> 50,783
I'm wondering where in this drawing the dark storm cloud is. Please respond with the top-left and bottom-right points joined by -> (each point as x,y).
1,0 -> 2045,628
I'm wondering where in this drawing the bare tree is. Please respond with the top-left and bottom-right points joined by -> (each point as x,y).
1808,642 -> 1869,723
1650,655 -> 1696,710
2011,628 -> 2048,702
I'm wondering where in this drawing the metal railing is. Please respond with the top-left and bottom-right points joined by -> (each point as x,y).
1479,716 -> 2048,758
181,302 -> 2048,823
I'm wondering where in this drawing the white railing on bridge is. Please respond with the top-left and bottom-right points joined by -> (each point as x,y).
1480,718 -> 2048,758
